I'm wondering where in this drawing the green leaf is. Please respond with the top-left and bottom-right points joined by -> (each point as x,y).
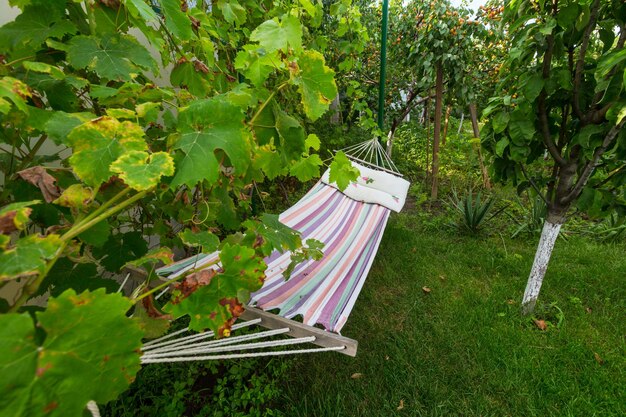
170,98 -> 250,188
217,0 -> 247,25
93,232 -> 148,273
523,74 -> 544,101
125,0 -> 159,24
0,234 -> 62,280
329,151 -> 359,191
44,112 -> 93,145
161,0 -> 193,40
234,46 -> 279,87
305,133 -> 321,151
125,247 -> 174,268
170,60 -> 213,96
572,124 -> 606,148
164,243 -> 266,333
66,117 -> 147,187
179,229 -> 220,253
495,137 -> 510,157
253,145 -> 285,179
53,184 -> 93,211
0,3 -> 76,54
595,49 -> 626,81
110,151 -> 174,190
557,3 -> 579,28
22,61 -> 65,79
67,34 -> 157,81
132,302 -> 171,339
492,112 -> 510,134
292,50 -> 338,121
0,77 -> 31,114
507,110 -> 536,146
37,258 -> 118,298
78,220 -> 111,248
243,213 -> 302,256
290,154 -> 322,181
250,15 -> 302,53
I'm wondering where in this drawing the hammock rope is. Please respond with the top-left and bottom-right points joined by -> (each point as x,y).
339,138 -> 401,176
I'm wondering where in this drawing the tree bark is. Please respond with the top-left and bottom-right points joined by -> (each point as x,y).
457,112 -> 464,135
442,105 -> 451,146
522,218 -> 562,315
330,94 -> 341,125
425,94 -> 431,176
430,62 -> 443,200
469,103 -> 492,190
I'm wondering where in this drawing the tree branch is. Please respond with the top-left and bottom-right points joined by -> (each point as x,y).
537,32 -> 566,167
519,163 -> 550,207
572,0 -> 601,122
561,119 -> 625,204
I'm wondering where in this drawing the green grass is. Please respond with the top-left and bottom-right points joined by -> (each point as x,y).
280,212 -> 626,417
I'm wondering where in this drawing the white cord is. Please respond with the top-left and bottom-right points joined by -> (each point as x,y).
141,345 -> 346,363
142,336 -> 317,359
117,273 -> 130,293
86,401 -> 100,417
145,328 -> 290,355
142,319 -> 261,351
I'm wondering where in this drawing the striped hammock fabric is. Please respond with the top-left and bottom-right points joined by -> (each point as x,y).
158,181 -> 390,334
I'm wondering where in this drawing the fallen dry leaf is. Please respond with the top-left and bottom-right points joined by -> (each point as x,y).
17,166 -> 60,202
438,275 -> 446,281
411,247 -> 416,253
422,286 -> 431,294
585,307 -> 592,314
533,319 -> 547,331
385,355 -> 390,361
397,399 -> 404,410
350,373 -> 363,379
506,299 -> 516,305
594,352 -> 604,365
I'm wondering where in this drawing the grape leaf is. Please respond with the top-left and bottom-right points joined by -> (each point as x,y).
170,98 -> 250,188
44,111 -> 93,145
179,229 -> 220,253
160,0 -> 193,40
0,200 -> 39,234
170,60 -> 213,96
242,213 -> 302,256
53,184 -> 93,211
329,151 -> 359,191
125,0 -> 159,25
93,231 -> 148,273
67,34 -> 156,81
234,46 -> 280,87
110,151 -> 174,190
36,258 -> 118,298
292,50 -> 337,121
290,154 -> 322,181
78,220 -> 111,248
253,145 -> 286,179
0,2 -> 76,55
0,290 -> 144,417
66,117 -> 147,187
0,234 -> 62,280
305,133 -> 321,151
164,243 -> 266,333
217,0 -> 246,25
124,247 -> 174,268
132,301 -> 171,339
250,15 -> 302,53
0,77 -> 31,114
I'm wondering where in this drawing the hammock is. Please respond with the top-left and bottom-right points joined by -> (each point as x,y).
142,139 -> 410,363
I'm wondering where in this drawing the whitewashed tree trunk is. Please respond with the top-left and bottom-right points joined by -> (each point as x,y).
522,219 -> 562,314
457,112 -> 464,135
330,95 -> 341,125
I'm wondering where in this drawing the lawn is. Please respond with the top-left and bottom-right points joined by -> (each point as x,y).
279,211 -> 626,417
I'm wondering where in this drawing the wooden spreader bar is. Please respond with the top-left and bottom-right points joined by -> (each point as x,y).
240,306 -> 358,357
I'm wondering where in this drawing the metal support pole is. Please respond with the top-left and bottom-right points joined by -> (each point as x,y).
377,0 -> 389,133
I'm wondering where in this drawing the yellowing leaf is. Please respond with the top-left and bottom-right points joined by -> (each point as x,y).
0,234 -> 62,280
0,200 -> 39,234
292,50 -> 337,121
110,151 -> 174,190
179,229 -> 220,253
66,117 -> 147,187
53,184 -> 94,211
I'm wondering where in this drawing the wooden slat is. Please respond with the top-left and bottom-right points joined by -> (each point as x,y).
240,306 -> 358,357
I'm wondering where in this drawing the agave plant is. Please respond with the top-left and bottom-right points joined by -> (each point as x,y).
509,194 -> 548,238
447,188 -> 505,235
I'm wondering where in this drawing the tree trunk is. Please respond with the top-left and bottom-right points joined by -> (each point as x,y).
330,94 -> 341,125
521,218 -> 562,314
469,103 -> 492,190
442,105 -> 451,146
431,62 -> 443,200
424,94 -> 431,176
457,112 -> 464,135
